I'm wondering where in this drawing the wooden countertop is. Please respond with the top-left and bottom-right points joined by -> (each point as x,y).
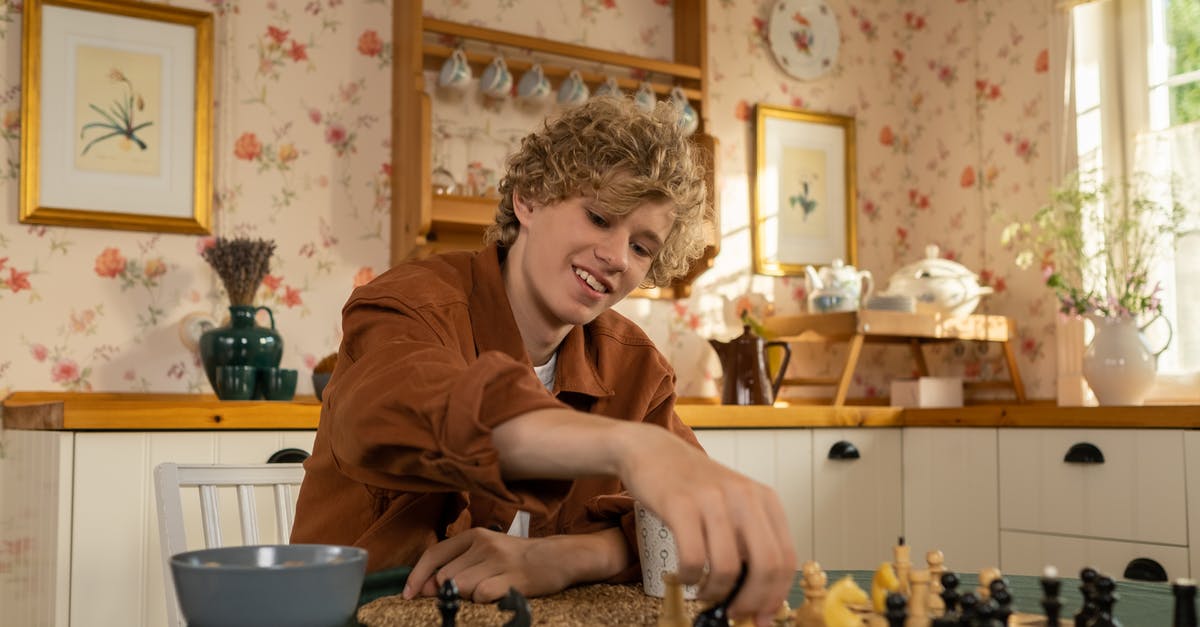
3,391 -> 1200,431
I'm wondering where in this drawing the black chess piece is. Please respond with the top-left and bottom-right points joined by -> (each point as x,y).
497,587 -> 531,627
437,579 -> 460,627
1076,567 -> 1099,627
1088,575 -> 1121,627
693,563 -> 749,627
1042,567 -> 1063,627
989,578 -> 1014,627
957,591 -> 980,627
885,591 -> 908,627
1173,578 -> 1199,627
941,571 -> 962,618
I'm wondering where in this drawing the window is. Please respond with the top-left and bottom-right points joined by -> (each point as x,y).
1071,0 -> 1200,393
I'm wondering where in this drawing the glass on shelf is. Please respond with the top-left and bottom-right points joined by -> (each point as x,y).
432,165 -> 458,195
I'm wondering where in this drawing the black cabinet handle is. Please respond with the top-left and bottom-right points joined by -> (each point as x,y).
1123,557 -> 1167,582
828,440 -> 860,460
1063,442 -> 1105,464
267,448 -> 310,464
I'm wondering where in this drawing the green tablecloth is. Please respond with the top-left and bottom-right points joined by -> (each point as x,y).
358,567 -> 1175,625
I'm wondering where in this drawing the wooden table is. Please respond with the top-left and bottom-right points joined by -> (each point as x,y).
762,311 -> 1026,406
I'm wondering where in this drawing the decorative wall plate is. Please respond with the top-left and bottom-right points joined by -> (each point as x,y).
767,0 -> 840,80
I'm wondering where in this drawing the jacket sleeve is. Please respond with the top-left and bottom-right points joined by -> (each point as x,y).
324,295 -> 568,514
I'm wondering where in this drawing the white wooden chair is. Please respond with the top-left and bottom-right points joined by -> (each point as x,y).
154,462 -> 306,627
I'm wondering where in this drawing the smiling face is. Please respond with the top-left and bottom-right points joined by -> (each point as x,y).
503,192 -> 675,344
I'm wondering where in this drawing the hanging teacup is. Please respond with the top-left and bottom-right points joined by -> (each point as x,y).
634,82 -> 657,113
593,76 -> 622,99
670,86 -> 699,136
557,69 -> 590,107
479,56 -> 513,100
437,47 -> 471,92
516,63 -> 552,105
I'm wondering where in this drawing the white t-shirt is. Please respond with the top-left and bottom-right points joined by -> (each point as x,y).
507,353 -> 557,538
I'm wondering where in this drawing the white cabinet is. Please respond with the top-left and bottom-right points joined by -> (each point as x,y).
997,428 -> 1187,580
902,427 -> 999,573
694,429 -> 814,562
0,429 -> 316,627
812,429 -> 903,570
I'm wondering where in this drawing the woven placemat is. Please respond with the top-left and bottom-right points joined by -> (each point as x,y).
357,583 -> 706,626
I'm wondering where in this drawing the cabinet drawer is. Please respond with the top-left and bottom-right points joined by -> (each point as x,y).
998,429 -> 1185,545
1000,530 -> 1188,582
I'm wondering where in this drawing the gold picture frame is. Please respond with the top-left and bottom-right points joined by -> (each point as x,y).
751,104 -> 856,276
20,0 -> 213,234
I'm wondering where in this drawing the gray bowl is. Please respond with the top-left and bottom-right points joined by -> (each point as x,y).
312,372 -> 333,401
170,544 -> 367,627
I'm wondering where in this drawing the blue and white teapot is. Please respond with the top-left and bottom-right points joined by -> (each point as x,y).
804,259 -> 874,313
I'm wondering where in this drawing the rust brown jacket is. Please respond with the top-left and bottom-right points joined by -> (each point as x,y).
291,244 -> 700,577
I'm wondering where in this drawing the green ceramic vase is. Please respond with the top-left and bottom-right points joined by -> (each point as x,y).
198,305 -> 283,394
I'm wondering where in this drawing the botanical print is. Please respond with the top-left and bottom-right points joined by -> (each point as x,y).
74,50 -> 161,175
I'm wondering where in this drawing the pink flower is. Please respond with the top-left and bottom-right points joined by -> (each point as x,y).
960,166 -> 976,188
287,40 -> 308,62
353,267 -> 376,288
325,123 -> 347,146
734,100 -> 751,122
30,344 -> 48,362
262,274 -> 283,291
94,247 -> 126,278
266,26 -> 289,45
196,237 -> 216,254
234,132 -> 262,161
1035,49 -> 1049,73
357,30 -> 383,57
308,108 -> 322,124
6,267 -> 30,292
879,125 -> 894,146
50,359 -> 79,383
282,286 -> 303,307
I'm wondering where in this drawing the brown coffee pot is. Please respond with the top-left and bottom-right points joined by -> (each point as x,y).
708,325 -> 792,405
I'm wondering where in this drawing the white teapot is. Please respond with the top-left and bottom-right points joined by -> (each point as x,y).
884,245 -> 994,319
804,259 -> 874,313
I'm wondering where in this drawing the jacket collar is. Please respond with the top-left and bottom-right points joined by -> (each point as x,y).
468,244 -> 613,399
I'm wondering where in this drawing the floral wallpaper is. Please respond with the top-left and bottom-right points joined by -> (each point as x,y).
0,0 -> 1058,404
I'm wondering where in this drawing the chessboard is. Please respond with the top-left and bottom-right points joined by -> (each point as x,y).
356,538 -> 1193,626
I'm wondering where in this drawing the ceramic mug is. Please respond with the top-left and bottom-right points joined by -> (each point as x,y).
670,86 -> 699,136
516,63 -> 552,104
479,56 -> 513,99
593,76 -> 622,99
215,365 -> 257,401
634,502 -> 699,599
634,81 -> 657,112
437,47 -> 471,91
257,367 -> 298,401
557,69 -> 589,106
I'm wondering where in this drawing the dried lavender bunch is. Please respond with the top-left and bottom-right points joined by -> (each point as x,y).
201,237 -> 276,306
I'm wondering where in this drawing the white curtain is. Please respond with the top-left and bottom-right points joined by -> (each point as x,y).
1134,123 -> 1200,374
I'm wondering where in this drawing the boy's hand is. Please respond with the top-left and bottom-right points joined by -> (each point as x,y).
403,526 -> 628,603
617,426 -> 796,627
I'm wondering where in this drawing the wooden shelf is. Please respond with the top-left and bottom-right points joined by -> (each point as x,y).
422,18 -> 703,83
393,1 -> 717,299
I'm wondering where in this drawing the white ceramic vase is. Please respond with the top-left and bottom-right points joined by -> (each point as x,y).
1081,314 -> 1170,405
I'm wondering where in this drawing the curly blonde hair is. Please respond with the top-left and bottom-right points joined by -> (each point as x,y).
484,96 -> 710,287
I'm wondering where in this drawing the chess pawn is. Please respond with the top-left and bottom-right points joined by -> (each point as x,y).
989,578 -> 1014,626
977,567 -> 1002,600
1173,578 -> 1198,627
1091,575 -> 1122,627
926,550 -> 945,615
906,569 -> 930,627
1075,567 -> 1099,627
795,561 -> 828,627
886,592 -> 908,627
939,571 -> 961,619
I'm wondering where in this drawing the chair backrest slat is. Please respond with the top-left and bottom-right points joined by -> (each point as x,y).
154,462 -> 306,627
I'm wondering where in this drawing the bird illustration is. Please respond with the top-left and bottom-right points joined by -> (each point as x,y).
789,180 -> 819,220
